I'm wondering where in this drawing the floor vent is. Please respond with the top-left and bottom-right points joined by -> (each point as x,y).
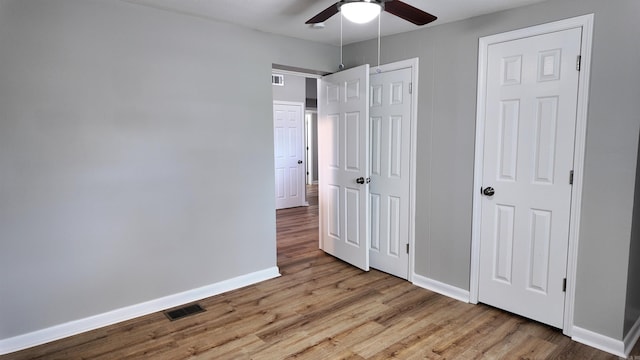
164,304 -> 206,321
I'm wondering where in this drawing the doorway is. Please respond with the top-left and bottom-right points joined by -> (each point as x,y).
305,110 -> 318,186
272,70 -> 321,209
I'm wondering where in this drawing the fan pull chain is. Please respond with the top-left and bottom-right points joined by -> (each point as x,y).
339,13 -> 345,70
376,14 -> 381,73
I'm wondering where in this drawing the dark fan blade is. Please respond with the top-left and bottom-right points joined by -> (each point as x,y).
306,2 -> 340,24
384,0 -> 437,26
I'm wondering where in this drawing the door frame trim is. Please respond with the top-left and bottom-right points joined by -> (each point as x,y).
469,14 -> 594,336
273,100 -> 307,208
369,58 -> 419,282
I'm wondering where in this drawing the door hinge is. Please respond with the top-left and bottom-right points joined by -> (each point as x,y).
576,55 -> 581,71
406,243 -> 409,254
409,82 -> 412,94
569,170 -> 574,185
562,278 -> 567,292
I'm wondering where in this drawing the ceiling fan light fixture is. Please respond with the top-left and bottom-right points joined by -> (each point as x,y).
340,1 -> 381,24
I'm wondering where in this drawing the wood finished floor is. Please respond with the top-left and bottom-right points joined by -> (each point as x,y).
4,185 -> 639,359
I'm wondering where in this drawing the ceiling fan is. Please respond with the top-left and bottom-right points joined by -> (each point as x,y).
306,0 -> 437,26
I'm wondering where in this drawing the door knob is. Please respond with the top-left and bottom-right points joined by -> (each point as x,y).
298,160 -> 303,164
356,177 -> 365,184
483,187 -> 495,196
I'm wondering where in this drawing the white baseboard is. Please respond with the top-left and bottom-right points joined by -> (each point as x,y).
571,326 -> 626,357
412,273 -> 470,303
625,315 -> 640,356
0,266 -> 280,356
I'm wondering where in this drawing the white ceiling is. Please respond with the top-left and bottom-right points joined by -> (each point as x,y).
124,0 -> 552,45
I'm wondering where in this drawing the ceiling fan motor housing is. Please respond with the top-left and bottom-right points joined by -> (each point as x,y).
338,0 -> 386,9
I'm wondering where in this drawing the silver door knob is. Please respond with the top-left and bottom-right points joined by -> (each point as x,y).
483,187 -> 495,196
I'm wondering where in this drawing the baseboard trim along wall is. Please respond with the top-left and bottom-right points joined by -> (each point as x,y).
412,273 -> 470,303
571,326 -> 626,358
625,315 -> 640,356
0,267 -> 281,355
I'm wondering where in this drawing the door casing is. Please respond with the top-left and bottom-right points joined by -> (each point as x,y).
470,14 -> 594,336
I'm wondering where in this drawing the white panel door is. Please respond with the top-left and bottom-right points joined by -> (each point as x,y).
274,102 -> 305,209
318,64 -> 370,271
369,67 -> 412,279
478,28 -> 582,328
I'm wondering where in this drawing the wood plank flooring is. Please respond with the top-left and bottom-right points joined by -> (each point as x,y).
3,185 -> 639,359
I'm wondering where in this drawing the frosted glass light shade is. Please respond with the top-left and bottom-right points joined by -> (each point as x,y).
340,2 -> 381,24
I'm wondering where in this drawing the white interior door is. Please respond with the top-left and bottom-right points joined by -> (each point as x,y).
478,27 -> 582,328
318,64 -> 370,271
274,102 -> 305,209
369,67 -> 412,279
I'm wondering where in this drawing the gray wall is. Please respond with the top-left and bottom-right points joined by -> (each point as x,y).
305,77 -> 318,109
272,73 -> 306,103
0,0 -> 337,340
305,78 -> 318,100
344,0 -> 640,340
626,130 -> 640,335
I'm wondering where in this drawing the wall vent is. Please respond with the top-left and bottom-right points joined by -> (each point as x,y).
272,73 -> 284,86
164,303 -> 206,321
